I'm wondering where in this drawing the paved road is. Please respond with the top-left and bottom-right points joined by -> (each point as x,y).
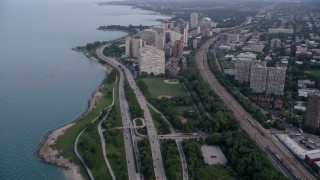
74,128 -> 94,180
97,47 -> 138,180
196,30 -> 316,180
176,140 -> 188,180
97,46 -> 167,180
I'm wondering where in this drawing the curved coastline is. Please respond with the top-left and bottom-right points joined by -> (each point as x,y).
38,52 -> 110,180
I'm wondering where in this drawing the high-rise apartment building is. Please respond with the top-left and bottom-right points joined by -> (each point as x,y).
125,37 -> 144,58
270,38 -> 282,49
190,13 -> 199,29
139,29 -> 156,46
266,67 -> 287,95
250,43 -> 264,53
125,37 -> 131,57
131,38 -> 143,58
235,59 -> 252,83
245,16 -> 252,24
268,28 -> 293,34
152,25 -> 165,50
183,24 -> 189,46
305,92 -> 320,127
173,40 -> 184,58
250,65 -> 268,93
138,46 -> 165,75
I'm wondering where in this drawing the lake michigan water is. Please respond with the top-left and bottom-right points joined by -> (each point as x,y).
0,0 -> 165,179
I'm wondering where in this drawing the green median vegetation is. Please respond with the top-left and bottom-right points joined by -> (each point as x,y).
124,79 -> 143,119
160,140 -> 183,180
138,139 -> 155,180
148,106 -> 171,135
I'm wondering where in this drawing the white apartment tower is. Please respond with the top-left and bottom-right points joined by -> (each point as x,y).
138,46 -> 165,75
190,13 -> 199,29
183,24 -> 189,46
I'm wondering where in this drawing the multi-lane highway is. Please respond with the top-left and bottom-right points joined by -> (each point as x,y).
97,46 -> 167,180
195,34 -> 316,180
97,47 -> 138,180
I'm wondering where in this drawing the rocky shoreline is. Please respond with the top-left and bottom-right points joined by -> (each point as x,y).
38,51 -> 110,180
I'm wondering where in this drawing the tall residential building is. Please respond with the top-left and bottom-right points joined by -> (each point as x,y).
152,25 -> 165,49
235,59 -> 252,83
196,26 -> 201,36
245,16 -> 252,24
222,33 -> 240,43
250,43 -> 264,53
193,39 -> 198,49
190,13 -> 199,29
266,67 -> 287,95
155,33 -> 165,50
139,29 -> 156,46
250,65 -> 268,92
125,37 -> 144,58
268,28 -> 293,34
305,92 -> 320,127
183,24 -> 189,46
173,40 -> 184,58
270,38 -> 282,49
131,38 -> 143,58
167,30 -> 182,43
125,37 -> 131,57
138,46 -> 165,75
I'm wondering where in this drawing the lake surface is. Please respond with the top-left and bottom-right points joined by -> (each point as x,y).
0,0 -> 165,179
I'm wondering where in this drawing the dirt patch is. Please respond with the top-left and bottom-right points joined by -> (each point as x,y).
163,79 -> 179,84
157,95 -> 173,99
178,116 -> 187,124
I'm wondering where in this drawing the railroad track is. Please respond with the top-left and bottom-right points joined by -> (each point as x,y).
196,38 -> 316,180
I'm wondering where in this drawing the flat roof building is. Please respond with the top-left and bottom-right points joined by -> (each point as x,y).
250,65 -> 268,93
138,46 -> 165,75
190,13 -> 199,29
305,92 -> 320,127
266,67 -> 287,95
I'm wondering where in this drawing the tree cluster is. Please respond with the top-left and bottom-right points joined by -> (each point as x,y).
124,80 -> 143,119
138,140 -> 155,180
161,140 -> 182,180
206,131 -> 288,180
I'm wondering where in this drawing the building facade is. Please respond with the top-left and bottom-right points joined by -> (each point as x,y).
305,92 -> 320,127
250,65 -> 268,92
266,67 -> 287,95
235,59 -> 252,83
190,13 -> 199,29
138,46 -> 165,75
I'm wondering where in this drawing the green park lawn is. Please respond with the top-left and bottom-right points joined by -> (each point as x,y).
309,70 -> 320,81
140,77 -> 188,98
198,165 -> 236,180
53,74 -> 121,179
220,60 -> 235,69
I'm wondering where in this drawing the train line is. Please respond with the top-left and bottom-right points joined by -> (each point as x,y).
195,35 -> 316,180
